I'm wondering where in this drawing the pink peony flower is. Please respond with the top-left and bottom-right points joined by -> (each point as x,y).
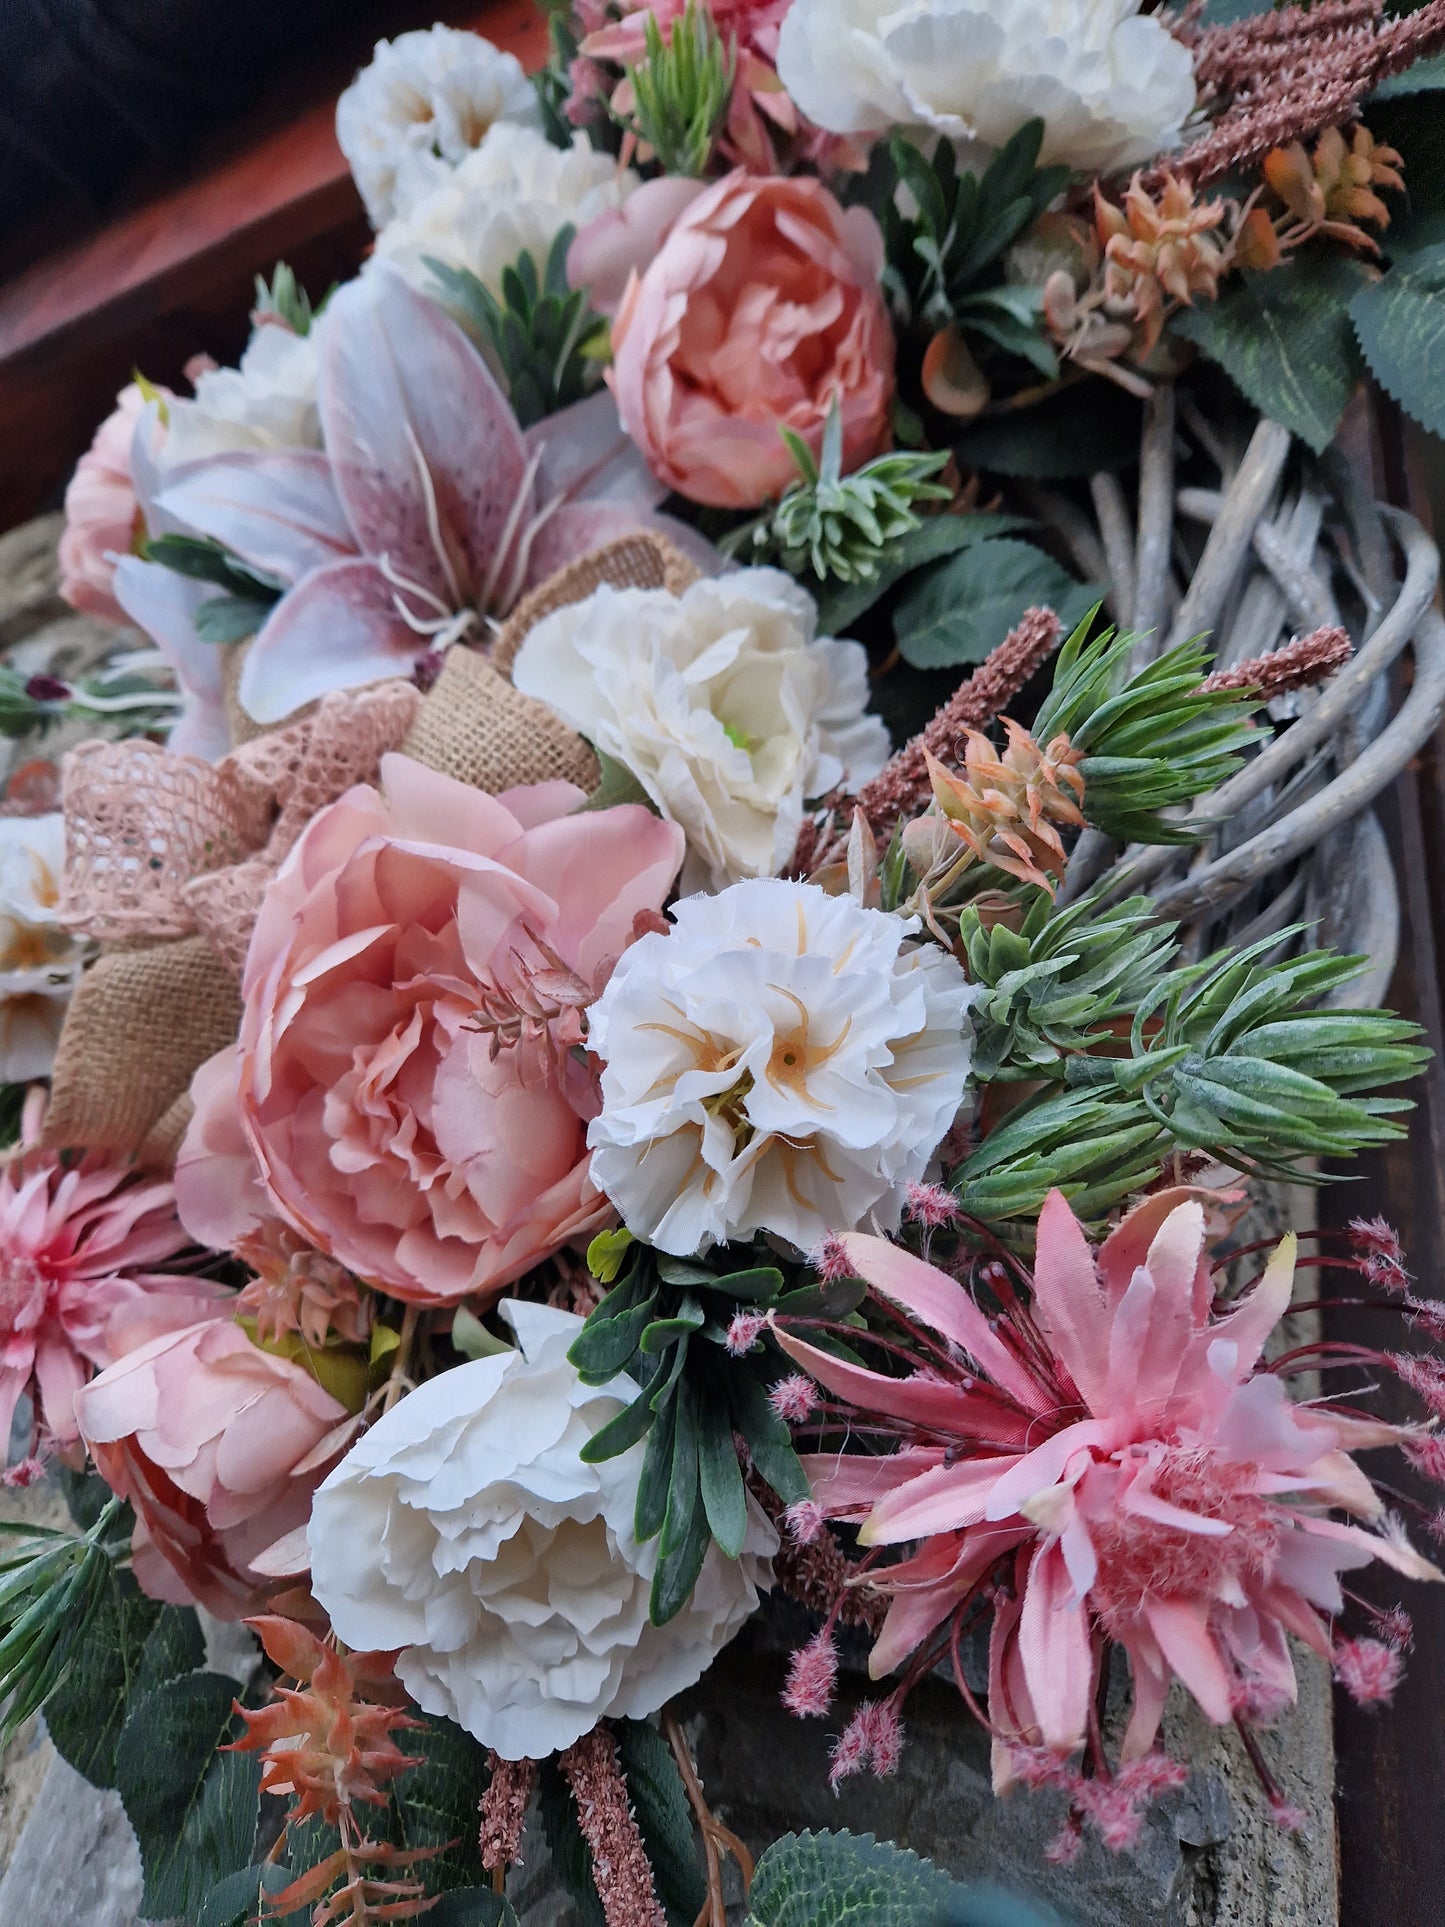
608,171 -> 894,509
75,1318 -> 348,1618
179,756 -> 684,1305
57,383 -> 164,624
0,1103 -> 221,1460
778,1188 -> 1441,1793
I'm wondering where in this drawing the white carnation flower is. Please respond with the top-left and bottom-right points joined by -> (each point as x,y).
587,879 -> 978,1256
308,1300 -> 774,1760
163,321 -> 321,467
374,123 -> 637,307
511,569 -> 890,894
336,25 -> 541,230
0,816 -> 84,1083
775,0 -> 1196,174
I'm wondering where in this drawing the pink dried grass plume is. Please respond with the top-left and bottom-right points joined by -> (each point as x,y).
177,758 -> 683,1305
609,170 -> 894,509
783,1627 -> 838,1717
558,1726 -> 667,1927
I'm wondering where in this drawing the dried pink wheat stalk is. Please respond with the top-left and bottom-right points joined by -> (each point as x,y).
558,1728 -> 667,1927
1199,624 -> 1352,698
479,1753 -> 536,1872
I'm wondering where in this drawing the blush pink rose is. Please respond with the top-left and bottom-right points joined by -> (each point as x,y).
608,171 -> 894,509
57,383 -> 161,624
179,756 -> 684,1305
75,1318 -> 347,1618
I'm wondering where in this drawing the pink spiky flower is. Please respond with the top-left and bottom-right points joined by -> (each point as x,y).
726,1310 -> 767,1356
770,1373 -> 820,1423
784,1497 -> 826,1544
810,1235 -> 855,1284
774,1187 -> 1441,1815
1333,1637 -> 1405,1707
903,1181 -> 961,1230
0,1095 -> 221,1463
782,1629 -> 838,1717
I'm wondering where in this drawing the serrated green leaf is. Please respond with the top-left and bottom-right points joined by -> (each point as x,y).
44,1570 -> 173,1789
384,1712 -> 493,1893
1350,245 -> 1445,438
1170,254 -> 1370,454
197,1861 -> 293,1927
893,539 -> 1098,670
815,514 -> 1032,635
746,1829 -> 960,1927
115,1671 -> 259,1921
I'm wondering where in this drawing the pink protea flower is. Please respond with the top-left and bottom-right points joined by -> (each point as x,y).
774,1186 -> 1441,1810
0,1100 -> 222,1461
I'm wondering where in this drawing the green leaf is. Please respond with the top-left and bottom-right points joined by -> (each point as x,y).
815,514 -> 1032,636
729,1370 -> 809,1506
44,1573 -> 195,1789
954,381 -> 1143,479
746,1829 -> 960,1927
197,1862 -> 294,1927
383,1712 -> 493,1893
615,1720 -> 707,1927
893,539 -> 1098,669
193,593 -> 272,643
652,1381 -> 709,1622
452,1305 -> 514,1360
430,1893 -> 523,1927
587,1226 -> 635,1284
571,1291 -> 657,1378
114,1672 -> 259,1921
1350,244 -> 1445,438
1170,254 -> 1370,454
580,1373 -> 662,1462
635,1384 -> 679,1543
580,749 -> 656,813
697,1394 -> 748,1558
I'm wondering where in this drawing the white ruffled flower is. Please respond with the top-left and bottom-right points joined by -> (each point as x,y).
374,123 -> 637,306
336,26 -> 541,229
308,1300 -> 774,1760
163,321 -> 322,467
0,816 -> 84,1082
775,0 -> 1196,174
586,879 -> 977,1256
511,569 -> 890,894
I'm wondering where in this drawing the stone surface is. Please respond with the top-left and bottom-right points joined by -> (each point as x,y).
0,1751 -> 144,1927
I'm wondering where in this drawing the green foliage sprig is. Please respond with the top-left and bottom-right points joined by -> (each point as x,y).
142,532 -> 283,643
621,0 -> 735,178
569,1232 -> 855,1624
728,404 -> 953,585
428,229 -> 609,429
0,1496 -> 131,1741
961,888 -> 1178,1081
859,122 -> 1067,377
252,261 -> 324,336
1032,621 -> 1261,844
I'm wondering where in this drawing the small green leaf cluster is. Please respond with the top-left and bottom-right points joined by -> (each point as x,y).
427,230 -> 609,429
143,532 -> 282,643
858,123 -> 1066,377
729,405 -> 951,586
0,1493 -> 133,1741
569,1234 -> 858,1623
961,889 -> 1178,1081
1033,620 -> 1259,844
252,261 -> 324,336
621,0 -> 735,178
952,926 -> 1427,1232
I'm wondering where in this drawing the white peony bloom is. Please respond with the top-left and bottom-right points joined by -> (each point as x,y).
336,26 -> 541,230
163,321 -> 322,468
374,123 -> 638,307
511,569 -> 890,894
775,0 -> 1197,174
308,1300 -> 774,1760
587,879 -> 978,1256
0,816 -> 84,1083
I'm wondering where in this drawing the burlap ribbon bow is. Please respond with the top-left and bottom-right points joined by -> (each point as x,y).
44,531 -> 698,1168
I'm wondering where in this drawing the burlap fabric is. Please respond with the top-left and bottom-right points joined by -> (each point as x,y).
44,531 -> 697,1166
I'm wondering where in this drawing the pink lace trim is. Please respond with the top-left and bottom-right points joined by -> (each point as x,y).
60,682 -> 422,975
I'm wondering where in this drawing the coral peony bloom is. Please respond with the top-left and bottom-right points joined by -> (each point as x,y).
608,171 -> 894,508
568,174 -> 707,317
0,1111 -> 218,1460
58,383 -> 157,625
180,756 -> 684,1304
781,1190 -> 1440,1786
75,1318 -> 348,1618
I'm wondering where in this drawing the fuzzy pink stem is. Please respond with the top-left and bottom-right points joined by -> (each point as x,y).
479,1753 -> 535,1873
1199,624 -> 1352,698
559,1727 -> 667,1927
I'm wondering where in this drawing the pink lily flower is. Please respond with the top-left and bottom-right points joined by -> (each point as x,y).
775,1187 -> 1440,1805
145,265 -> 680,726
